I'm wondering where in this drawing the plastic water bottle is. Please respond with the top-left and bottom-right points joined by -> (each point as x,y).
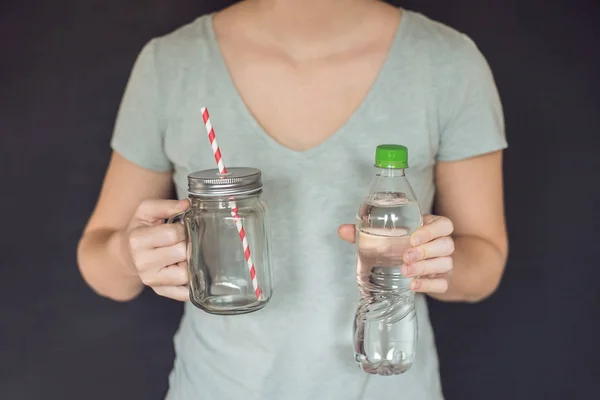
353,144 -> 423,376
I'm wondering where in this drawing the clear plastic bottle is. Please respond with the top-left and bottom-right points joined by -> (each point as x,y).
353,144 -> 423,376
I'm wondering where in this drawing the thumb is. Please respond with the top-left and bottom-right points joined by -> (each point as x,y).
338,224 -> 356,244
135,199 -> 190,223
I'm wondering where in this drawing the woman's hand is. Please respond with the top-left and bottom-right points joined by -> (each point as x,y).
338,214 -> 455,294
125,198 -> 191,301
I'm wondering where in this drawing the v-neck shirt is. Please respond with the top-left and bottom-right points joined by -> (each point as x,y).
110,9 -> 507,400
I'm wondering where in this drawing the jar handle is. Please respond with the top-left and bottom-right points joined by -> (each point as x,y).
166,210 -> 188,224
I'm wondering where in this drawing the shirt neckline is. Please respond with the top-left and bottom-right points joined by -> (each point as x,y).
203,8 -> 413,160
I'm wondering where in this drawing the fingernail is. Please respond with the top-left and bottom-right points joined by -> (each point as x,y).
178,200 -> 188,210
411,235 -> 421,246
402,265 -> 410,276
406,251 -> 417,263
411,279 -> 421,290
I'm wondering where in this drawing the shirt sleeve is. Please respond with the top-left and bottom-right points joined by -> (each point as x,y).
109,39 -> 172,172
436,34 -> 508,162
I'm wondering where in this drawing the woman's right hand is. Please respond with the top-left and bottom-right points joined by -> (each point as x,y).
126,198 -> 191,301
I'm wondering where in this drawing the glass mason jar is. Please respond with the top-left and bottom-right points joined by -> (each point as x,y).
169,167 -> 273,315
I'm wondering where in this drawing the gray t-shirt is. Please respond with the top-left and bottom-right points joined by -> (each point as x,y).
111,9 -> 507,400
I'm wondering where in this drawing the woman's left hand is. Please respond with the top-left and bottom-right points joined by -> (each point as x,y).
338,214 -> 455,294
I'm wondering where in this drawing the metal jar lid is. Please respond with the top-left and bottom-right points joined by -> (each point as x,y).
187,167 -> 262,197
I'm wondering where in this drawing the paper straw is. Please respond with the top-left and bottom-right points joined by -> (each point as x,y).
201,107 -> 262,299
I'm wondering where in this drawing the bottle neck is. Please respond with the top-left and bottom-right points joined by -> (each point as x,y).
375,167 -> 406,178
367,167 -> 415,200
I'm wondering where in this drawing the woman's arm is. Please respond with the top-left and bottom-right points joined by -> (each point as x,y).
429,150 -> 508,302
77,152 -> 174,302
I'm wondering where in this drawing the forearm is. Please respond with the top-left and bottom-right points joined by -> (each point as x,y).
77,229 -> 144,302
429,235 -> 507,303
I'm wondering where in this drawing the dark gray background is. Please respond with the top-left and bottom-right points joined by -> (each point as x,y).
1,0 -> 599,399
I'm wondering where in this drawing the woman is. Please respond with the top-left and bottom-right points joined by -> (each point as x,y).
77,0 -> 508,398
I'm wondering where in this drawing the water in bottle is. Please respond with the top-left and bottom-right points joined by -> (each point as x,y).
353,144 -> 423,376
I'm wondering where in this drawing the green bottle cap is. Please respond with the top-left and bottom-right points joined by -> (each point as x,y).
375,144 -> 409,168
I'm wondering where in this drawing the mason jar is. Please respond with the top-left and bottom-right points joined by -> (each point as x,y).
169,167 -> 273,315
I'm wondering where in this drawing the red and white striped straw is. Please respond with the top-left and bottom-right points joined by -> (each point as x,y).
201,107 -> 262,300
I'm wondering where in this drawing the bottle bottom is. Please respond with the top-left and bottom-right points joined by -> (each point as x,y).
355,354 -> 413,376
353,293 -> 417,376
